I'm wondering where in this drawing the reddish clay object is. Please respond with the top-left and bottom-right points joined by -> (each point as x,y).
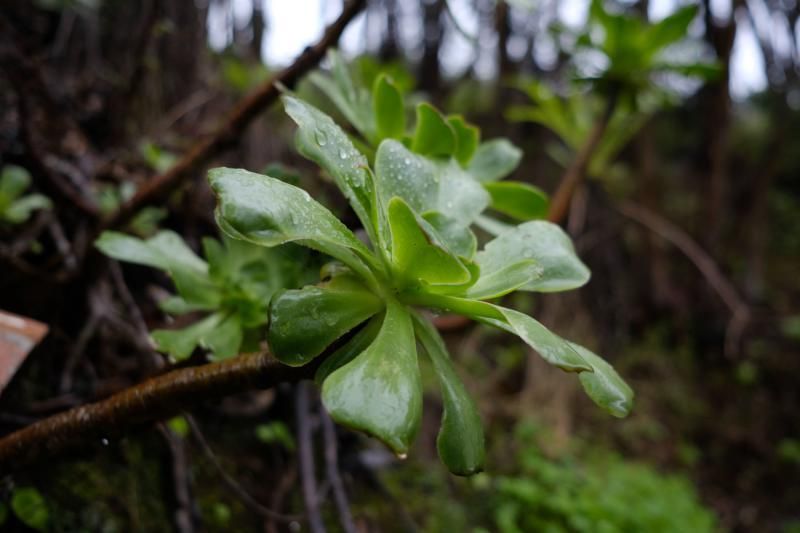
0,310 -> 48,395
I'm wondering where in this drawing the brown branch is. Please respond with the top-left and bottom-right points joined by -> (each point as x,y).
102,0 -> 366,232
0,352 -> 315,473
548,89 -> 619,225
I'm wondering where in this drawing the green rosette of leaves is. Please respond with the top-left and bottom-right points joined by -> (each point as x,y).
306,50 -> 549,233
210,95 -> 633,475
96,230 -> 311,361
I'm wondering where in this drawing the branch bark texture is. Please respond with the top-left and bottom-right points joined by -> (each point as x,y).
547,90 -> 619,225
0,353 -> 313,473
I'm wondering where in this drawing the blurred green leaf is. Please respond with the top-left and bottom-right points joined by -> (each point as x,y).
373,74 -> 406,140
167,416 -> 190,438
255,421 -> 295,451
466,139 -> 522,182
475,221 -> 590,292
11,487 -> 49,531
412,103 -> 456,157
447,115 -> 480,166
484,181 -> 549,221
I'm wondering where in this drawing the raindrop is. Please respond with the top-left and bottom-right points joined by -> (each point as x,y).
314,129 -> 328,147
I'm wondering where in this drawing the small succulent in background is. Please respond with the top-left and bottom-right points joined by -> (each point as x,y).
307,49 -> 550,234
576,0 -> 720,93
96,230 -> 314,360
0,165 -> 51,225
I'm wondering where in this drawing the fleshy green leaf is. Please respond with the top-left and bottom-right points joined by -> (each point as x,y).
447,115 -> 480,166
464,260 -> 542,300
282,95 -> 377,242
268,276 -> 383,366
478,305 -> 591,373
422,211 -> 477,259
308,50 -> 375,142
373,74 -> 406,140
484,181 -> 549,221
413,313 -> 485,476
388,197 -> 472,287
315,313 -> 383,384
399,293 -> 590,373
466,139 -> 522,182
374,139 -> 490,231
96,230 -> 220,308
322,299 -> 422,455
411,103 -> 456,157
569,342 -> 634,417
209,167 -> 378,282
475,221 -> 590,292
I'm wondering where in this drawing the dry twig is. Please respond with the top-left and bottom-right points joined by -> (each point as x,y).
616,201 -> 750,356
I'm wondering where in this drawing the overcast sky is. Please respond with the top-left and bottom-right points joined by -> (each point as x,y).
208,0 -> 770,100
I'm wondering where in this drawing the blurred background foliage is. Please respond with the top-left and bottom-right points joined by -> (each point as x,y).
1,0 -> 799,531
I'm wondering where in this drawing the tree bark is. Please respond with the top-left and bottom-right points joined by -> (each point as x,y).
0,353 -> 315,473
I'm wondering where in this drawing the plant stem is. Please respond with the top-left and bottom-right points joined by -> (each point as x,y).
547,88 -> 620,225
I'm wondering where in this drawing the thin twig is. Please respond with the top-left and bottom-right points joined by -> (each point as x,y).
158,423 -> 196,533
47,219 -> 77,272
108,260 -> 163,369
296,383 -> 326,533
102,0 -> 367,232
0,352 -> 316,472
267,463 -> 299,533
616,201 -> 750,356
321,409 -> 356,533
59,312 -> 102,393
185,415 -> 302,524
8,209 -> 51,256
